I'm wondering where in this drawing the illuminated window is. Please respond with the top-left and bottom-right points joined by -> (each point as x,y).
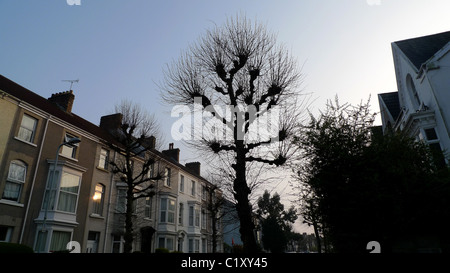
92,184 -> 105,215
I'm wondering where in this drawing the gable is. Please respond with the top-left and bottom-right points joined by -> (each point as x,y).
394,31 -> 450,70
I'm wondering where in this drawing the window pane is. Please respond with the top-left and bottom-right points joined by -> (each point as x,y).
8,161 -> 26,182
189,206 -> 194,226
50,231 -> 71,252
116,189 -> 126,213
18,115 -> 37,142
57,173 -> 80,212
2,181 -> 21,201
18,127 -> 33,142
145,197 -> 152,218
93,184 -> 104,215
60,173 -> 80,194
99,149 -> 109,169
58,192 -> 77,212
167,238 -> 174,251
60,145 -> 75,158
425,128 -> 438,141
180,175 -> 184,192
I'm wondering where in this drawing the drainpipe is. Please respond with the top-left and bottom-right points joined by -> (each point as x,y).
19,115 -> 50,244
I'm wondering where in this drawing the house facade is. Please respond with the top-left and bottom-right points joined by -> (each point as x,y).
0,74 -> 223,253
378,31 -> 450,164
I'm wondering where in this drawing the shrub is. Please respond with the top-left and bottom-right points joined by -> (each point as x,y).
0,242 -> 34,253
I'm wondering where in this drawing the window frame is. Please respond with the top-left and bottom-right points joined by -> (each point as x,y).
98,148 -> 109,170
2,160 -> 27,203
92,183 -> 105,216
160,197 -> 176,224
164,168 -> 171,187
60,133 -> 80,159
17,113 -> 38,143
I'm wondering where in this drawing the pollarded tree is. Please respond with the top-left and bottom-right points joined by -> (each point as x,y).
162,15 -> 307,252
104,100 -> 164,253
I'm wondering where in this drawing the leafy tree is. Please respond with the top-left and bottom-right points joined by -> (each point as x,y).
257,190 -> 297,253
294,97 -> 450,252
162,15 -> 306,252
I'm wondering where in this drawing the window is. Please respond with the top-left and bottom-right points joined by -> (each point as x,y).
2,160 -> 27,202
164,168 -> 171,187
116,189 -> 127,213
189,206 -> 194,226
202,238 -> 207,253
191,180 -> 196,196
145,196 -> 152,218
87,231 -> 100,253
202,185 -> 207,200
195,208 -> 200,227
17,114 -> 37,143
180,175 -> 184,192
424,128 -> 438,141
49,231 -> 71,252
147,163 -> 154,178
160,198 -> 175,223
195,239 -> 200,253
179,203 -> 184,225
98,149 -> 109,170
201,209 -> 207,229
0,226 -> 13,242
112,235 -> 123,253
159,237 -> 174,251
92,184 -> 105,215
57,172 -> 81,213
60,133 -> 79,159
188,239 -> 195,253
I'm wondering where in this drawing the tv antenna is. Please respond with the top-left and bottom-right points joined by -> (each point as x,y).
62,79 -> 79,90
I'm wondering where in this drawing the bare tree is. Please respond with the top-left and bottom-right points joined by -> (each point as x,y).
105,100 -> 164,253
162,15 -> 307,252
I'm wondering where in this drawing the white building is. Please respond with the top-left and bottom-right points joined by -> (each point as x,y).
378,31 -> 450,165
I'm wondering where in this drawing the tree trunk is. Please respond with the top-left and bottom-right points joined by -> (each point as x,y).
124,185 -> 134,253
233,141 -> 258,253
313,220 -> 322,253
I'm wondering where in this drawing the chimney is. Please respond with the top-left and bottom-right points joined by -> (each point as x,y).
100,113 -> 123,132
185,162 -> 201,176
142,136 -> 156,149
48,90 -> 75,113
162,143 -> 180,162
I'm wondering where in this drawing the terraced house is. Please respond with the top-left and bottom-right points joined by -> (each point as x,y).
0,74 -> 223,253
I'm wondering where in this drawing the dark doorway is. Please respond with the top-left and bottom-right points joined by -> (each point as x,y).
141,227 -> 155,253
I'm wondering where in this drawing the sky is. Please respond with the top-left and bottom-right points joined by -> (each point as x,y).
1,0 -> 450,233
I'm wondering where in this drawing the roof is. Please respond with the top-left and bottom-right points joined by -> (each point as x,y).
379,91 -> 400,121
394,31 -> 450,70
0,74 -> 210,183
0,74 -> 117,144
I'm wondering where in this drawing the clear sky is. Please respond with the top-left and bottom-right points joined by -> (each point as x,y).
1,0 -> 450,233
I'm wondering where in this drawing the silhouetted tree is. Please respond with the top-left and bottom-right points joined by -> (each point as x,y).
257,190 -> 297,253
162,15 -> 307,252
106,100 -> 164,253
294,96 -> 450,252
